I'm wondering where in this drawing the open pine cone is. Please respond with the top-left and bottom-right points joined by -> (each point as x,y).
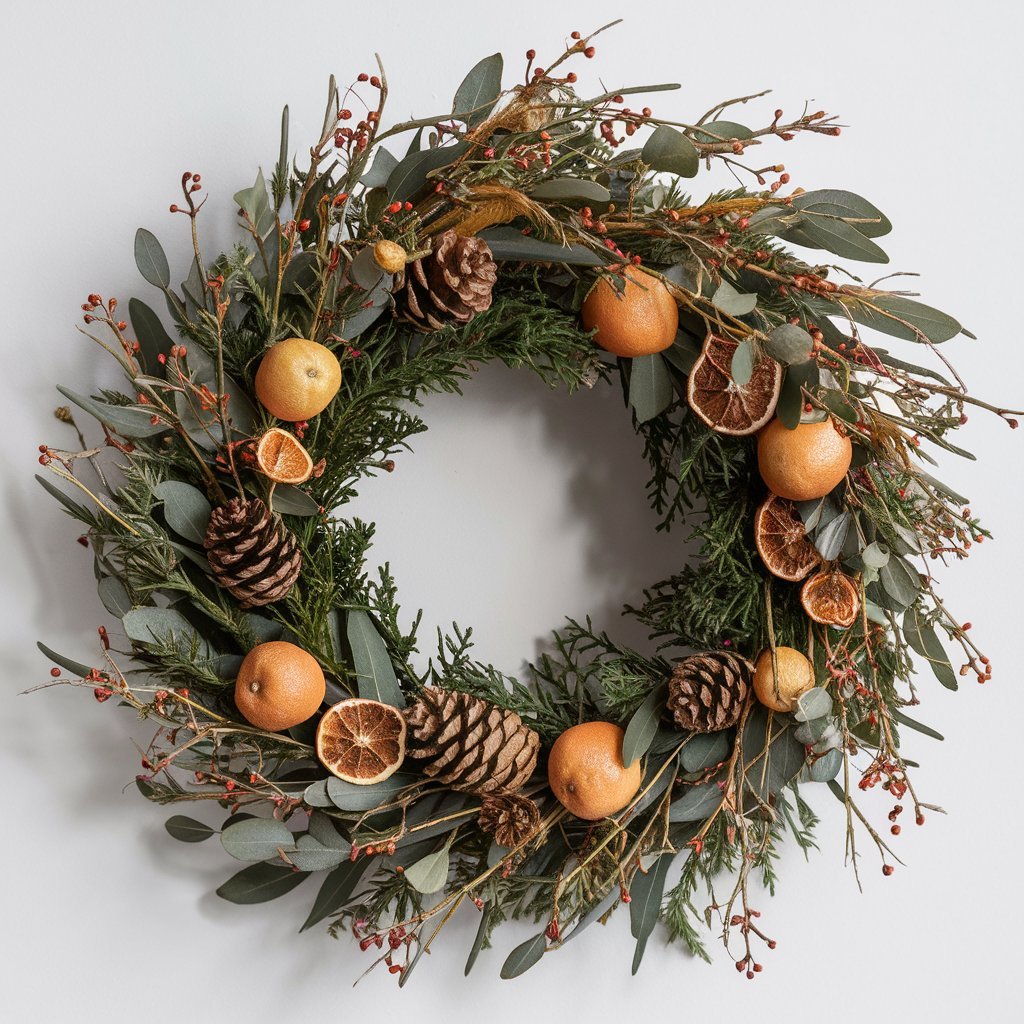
396,229 -> 496,331
203,496 -> 302,608
477,792 -> 541,848
404,686 -> 539,794
667,651 -> 753,733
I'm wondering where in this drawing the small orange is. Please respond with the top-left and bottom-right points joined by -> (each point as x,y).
757,418 -> 852,502
580,266 -> 678,358
547,721 -> 642,820
234,641 -> 326,732
316,698 -> 407,785
254,337 -> 341,422
255,427 -> 314,484
752,647 -> 815,713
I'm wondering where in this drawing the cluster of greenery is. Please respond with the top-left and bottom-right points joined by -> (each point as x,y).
36,23 -> 1013,984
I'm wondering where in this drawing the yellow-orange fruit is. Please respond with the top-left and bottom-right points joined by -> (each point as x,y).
757,418 -> 852,501
254,337 -> 341,422
580,266 -> 678,358
234,641 -> 326,732
752,647 -> 815,713
547,721 -> 642,820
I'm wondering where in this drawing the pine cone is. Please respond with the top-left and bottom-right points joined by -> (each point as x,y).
667,652 -> 753,733
397,229 -> 497,332
478,792 -> 541,848
203,497 -> 302,608
404,686 -> 539,794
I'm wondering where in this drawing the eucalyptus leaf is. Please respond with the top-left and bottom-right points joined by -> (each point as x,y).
452,53 -> 503,126
347,609 -> 405,706
479,226 -> 606,266
360,146 -> 399,188
630,852 -> 674,974
165,815 -> 215,843
765,323 -> 814,365
403,846 -> 450,894
153,480 -> 211,544
530,178 -> 611,203
387,142 -> 470,203
621,684 -> 666,767
791,190 -> 892,238
628,354 -> 672,424
690,120 -> 753,144
327,773 -> 417,812
220,817 -> 295,861
233,168 -> 275,239
135,228 -> 170,288
300,860 -> 364,932
271,485 -> 321,517
57,386 -> 169,438
880,556 -> 921,610
129,297 -> 174,373
500,932 -> 547,980
903,605 -> 957,690
797,217 -> 889,263
776,361 -> 818,429
711,280 -> 757,316
893,708 -> 945,741
807,748 -> 843,783
861,541 -> 891,569
814,510 -> 851,560
668,782 -> 722,822
681,731 -> 730,772
642,125 -> 699,178
36,641 -> 94,678
794,687 -> 832,722
36,473 -> 90,519
97,576 -> 132,617
848,295 -> 961,344
730,340 -> 754,386
216,863 -> 308,904
465,903 -> 493,976
289,834 -> 348,872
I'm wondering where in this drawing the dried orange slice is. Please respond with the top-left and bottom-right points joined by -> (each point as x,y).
687,333 -> 782,436
801,570 -> 861,628
255,427 -> 313,485
316,697 -> 407,785
754,494 -> 821,581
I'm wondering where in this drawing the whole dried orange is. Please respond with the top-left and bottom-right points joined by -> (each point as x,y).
687,334 -> 782,435
316,698 -> 407,785
580,266 -> 678,358
547,721 -> 642,821
752,647 -> 815,713
255,427 -> 314,484
254,337 -> 341,422
754,494 -> 820,581
234,641 -> 326,732
757,418 -> 852,501
801,570 -> 861,628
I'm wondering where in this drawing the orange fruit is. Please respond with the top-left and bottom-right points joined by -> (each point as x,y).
754,494 -> 821,581
316,698 -> 407,785
547,721 -> 642,820
255,427 -> 314,484
757,418 -> 852,501
687,334 -> 782,435
580,266 -> 678,357
752,647 -> 815,713
234,641 -> 326,732
254,337 -> 341,422
801,570 -> 861,628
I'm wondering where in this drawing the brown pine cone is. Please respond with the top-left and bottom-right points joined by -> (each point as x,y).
203,496 -> 302,608
667,651 -> 753,733
396,230 -> 497,332
477,792 -> 541,848
404,686 -> 539,794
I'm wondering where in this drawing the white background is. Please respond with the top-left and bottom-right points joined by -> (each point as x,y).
2,1 -> 1022,1020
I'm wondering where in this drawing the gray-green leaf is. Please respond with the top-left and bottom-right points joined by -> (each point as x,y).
347,609 -> 405,706
621,684 -> 666,767
215,863 -> 308,904
500,932 -> 547,979
220,817 -> 295,861
628,353 -> 672,423
165,815 -> 215,842
135,228 -> 171,288
711,279 -> 757,316
642,125 -> 699,178
452,53 -> 503,126
403,846 -> 450,894
154,480 -> 211,544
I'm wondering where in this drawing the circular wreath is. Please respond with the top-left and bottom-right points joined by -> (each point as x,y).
34,24 -> 1019,984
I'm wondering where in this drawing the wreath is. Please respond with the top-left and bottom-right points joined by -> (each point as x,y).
34,23 -> 1019,984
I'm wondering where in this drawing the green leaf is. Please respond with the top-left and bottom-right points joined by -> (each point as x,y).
849,295 -> 962,344
776,361 -> 820,430
903,606 -> 957,690
386,142 -> 470,203
135,228 -> 171,288
690,120 -> 753,144
711,279 -> 757,316
628,354 -> 672,423
791,190 -> 892,238
300,860 -> 364,932
403,846 -> 451,893
303,779 -> 333,808
621,684 -> 666,766
765,324 -> 814,365
288,834 -> 348,872
326,773 -> 417,812
880,556 -> 921,610
220,817 -> 295,861
97,576 -> 132,617
668,782 -> 722,822
680,731 -> 730,772
165,815 -> 215,842
479,226 -> 606,266
794,687 -> 832,722
360,146 -> 399,187
452,53 -> 503,126
129,297 -> 174,374
730,340 -> 754,386
500,932 -> 547,979
272,104 -> 290,209
630,853 -> 673,975
153,480 -> 211,544
465,903 -> 493,976
892,709 -> 944,741
746,205 -> 802,234
122,607 -> 214,659
216,863 -> 308,904
35,474 -> 90,519
861,541 -> 890,569
233,168 -> 275,238
271,485 -> 320,517
36,641 -> 94,678
813,510 -> 851,561
306,812 -> 352,852
530,179 -> 611,203
642,125 -> 699,178
798,216 -> 888,263
57,386 -> 168,438
807,748 -> 843,783
347,609 -> 405,706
